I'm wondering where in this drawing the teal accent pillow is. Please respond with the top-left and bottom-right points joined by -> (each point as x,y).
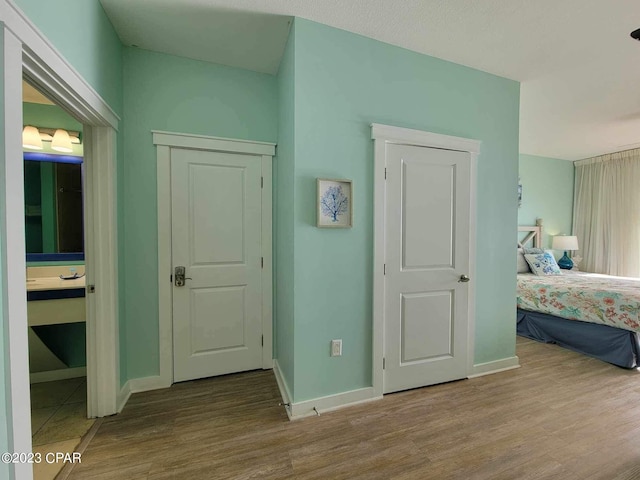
524,252 -> 562,276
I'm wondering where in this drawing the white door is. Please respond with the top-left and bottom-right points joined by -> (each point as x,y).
384,143 -> 471,394
171,148 -> 263,382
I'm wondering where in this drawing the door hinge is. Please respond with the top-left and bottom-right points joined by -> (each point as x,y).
383,357 -> 386,369
261,257 -> 264,268
170,274 -> 173,283
383,264 -> 386,275
261,335 -> 264,346
88,285 -> 96,294
384,168 -> 387,180
261,176 -> 264,188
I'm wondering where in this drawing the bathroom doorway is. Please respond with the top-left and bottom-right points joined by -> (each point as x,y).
22,79 -> 96,480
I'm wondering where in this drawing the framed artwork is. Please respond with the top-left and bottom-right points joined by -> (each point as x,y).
317,178 -> 352,228
518,177 -> 522,208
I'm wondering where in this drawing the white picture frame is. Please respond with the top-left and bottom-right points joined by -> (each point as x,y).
317,178 -> 353,228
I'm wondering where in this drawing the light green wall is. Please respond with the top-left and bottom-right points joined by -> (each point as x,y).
284,19 -> 520,401
23,103 -> 83,132
121,47 -> 278,380
518,154 -> 574,248
275,23 -> 296,397
14,0 -> 123,112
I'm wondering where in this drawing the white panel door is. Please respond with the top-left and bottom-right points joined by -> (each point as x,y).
384,143 -> 471,394
171,148 -> 263,382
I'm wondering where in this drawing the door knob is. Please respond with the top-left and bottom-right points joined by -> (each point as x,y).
458,274 -> 470,283
174,266 -> 192,287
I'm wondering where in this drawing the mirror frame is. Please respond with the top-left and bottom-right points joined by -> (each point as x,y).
24,152 -> 84,262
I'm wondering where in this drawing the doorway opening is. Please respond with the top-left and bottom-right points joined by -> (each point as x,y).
22,78 -> 96,479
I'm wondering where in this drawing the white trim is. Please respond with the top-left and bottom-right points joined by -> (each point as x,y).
1,27 -> 33,480
371,123 -> 481,154
371,137 -> 386,399
261,155 -> 274,369
83,125 -> 120,418
467,356 -> 520,378
288,388 -> 381,420
156,145 -> 173,389
116,381 -> 132,414
116,375 -> 169,413
371,123 -> 480,396
152,131 -> 275,156
30,367 -> 86,384
128,375 -> 168,393
466,149 -> 479,376
272,360 -> 292,419
155,131 -> 274,388
1,0 -> 119,129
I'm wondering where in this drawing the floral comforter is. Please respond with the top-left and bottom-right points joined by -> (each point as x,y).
517,271 -> 640,334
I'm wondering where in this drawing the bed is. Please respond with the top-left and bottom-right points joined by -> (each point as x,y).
517,221 -> 640,368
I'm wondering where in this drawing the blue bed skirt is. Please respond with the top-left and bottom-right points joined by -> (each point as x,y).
517,308 -> 640,368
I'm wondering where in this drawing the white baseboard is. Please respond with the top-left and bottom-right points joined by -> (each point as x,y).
30,367 -> 86,384
273,360 -> 381,420
128,375 -> 171,393
116,375 -> 171,412
468,356 -> 520,378
272,359 -> 292,417
289,387 -> 381,420
116,381 -> 131,413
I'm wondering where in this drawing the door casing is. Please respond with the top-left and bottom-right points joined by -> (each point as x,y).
154,131 -> 274,388
371,123 -> 480,397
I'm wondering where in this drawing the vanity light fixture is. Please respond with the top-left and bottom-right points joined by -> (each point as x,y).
51,129 -> 73,153
22,125 -> 43,150
22,125 -> 81,152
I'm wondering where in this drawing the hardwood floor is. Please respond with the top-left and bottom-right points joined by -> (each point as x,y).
66,337 -> 640,479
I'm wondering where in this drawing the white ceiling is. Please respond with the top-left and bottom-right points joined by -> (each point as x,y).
100,0 -> 640,161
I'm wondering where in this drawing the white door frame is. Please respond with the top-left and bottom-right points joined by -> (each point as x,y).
154,131 -> 274,388
370,123 -> 480,398
1,3 -> 121,476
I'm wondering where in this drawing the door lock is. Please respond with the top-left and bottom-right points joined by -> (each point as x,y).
174,266 -> 192,287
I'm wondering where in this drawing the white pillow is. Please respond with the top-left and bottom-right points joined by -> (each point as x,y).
524,252 -> 562,276
517,248 -> 530,273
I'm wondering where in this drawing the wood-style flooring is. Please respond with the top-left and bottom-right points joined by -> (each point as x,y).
66,338 -> 640,479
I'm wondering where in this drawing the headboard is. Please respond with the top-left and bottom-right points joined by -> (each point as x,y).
518,218 -> 543,249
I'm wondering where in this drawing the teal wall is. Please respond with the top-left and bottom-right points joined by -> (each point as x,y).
23,103 -> 83,132
14,0 -> 123,112
7,0 -> 523,420
275,24 -> 296,397
121,48 -> 278,380
282,19 -> 520,401
518,154 -> 574,248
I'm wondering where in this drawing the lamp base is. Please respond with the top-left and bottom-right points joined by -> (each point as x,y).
557,251 -> 573,270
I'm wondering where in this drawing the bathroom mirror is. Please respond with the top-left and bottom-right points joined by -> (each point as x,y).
24,153 -> 84,261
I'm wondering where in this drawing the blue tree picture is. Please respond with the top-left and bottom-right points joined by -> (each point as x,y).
321,185 -> 349,222
317,179 -> 352,228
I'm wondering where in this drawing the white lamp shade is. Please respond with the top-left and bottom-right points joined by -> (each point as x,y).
51,129 -> 73,153
22,125 -> 43,150
552,235 -> 579,251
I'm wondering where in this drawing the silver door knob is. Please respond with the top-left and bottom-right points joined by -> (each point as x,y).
458,274 -> 470,283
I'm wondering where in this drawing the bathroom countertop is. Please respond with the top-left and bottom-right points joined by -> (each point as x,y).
26,276 -> 86,292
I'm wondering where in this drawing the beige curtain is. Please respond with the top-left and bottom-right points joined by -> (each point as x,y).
573,149 -> 640,277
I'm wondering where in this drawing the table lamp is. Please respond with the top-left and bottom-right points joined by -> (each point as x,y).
552,235 -> 579,269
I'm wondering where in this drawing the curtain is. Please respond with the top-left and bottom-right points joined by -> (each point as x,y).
573,149 -> 640,277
